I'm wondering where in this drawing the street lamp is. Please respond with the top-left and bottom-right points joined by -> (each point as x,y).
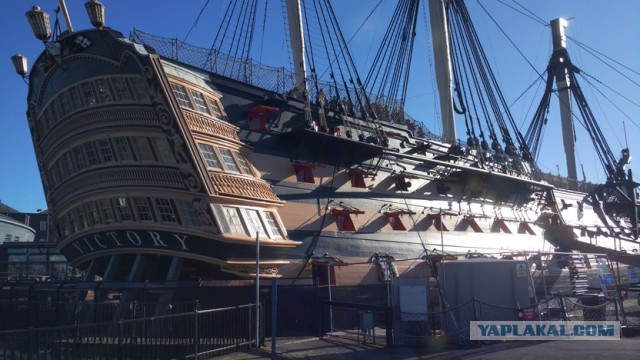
85,0 -> 105,29
25,6 -> 51,42
11,54 -> 28,78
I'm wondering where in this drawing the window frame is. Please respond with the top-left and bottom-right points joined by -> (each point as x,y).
190,89 -> 211,115
170,83 -> 194,109
132,197 -> 155,222
198,143 -> 222,170
155,198 -> 179,224
243,209 -> 268,238
264,212 -> 284,238
218,148 -> 240,173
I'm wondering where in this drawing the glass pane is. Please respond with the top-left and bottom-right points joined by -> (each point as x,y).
219,148 -> 239,172
244,209 -> 266,237
190,90 -> 211,114
198,143 -> 222,169
152,137 -> 176,163
132,137 -> 155,161
170,83 -> 193,109
155,198 -> 178,224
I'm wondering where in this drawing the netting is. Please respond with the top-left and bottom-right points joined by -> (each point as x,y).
130,30 -> 409,125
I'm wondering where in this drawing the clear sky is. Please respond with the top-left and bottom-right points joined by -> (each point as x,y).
1,0 -> 639,212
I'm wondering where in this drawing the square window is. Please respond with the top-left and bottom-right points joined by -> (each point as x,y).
179,201 -> 201,227
129,78 -> 149,102
219,148 -> 240,172
112,78 -> 132,101
223,207 -> 246,234
68,86 -> 84,111
97,139 -> 115,163
207,97 -> 224,120
95,79 -> 113,102
116,197 -> 134,222
113,137 -> 133,161
84,142 -> 101,166
236,153 -> 254,175
212,204 -> 231,233
152,137 -> 176,163
132,137 -> 155,161
133,197 -> 154,222
243,209 -> 267,237
198,143 -> 222,169
264,212 -> 284,238
190,90 -> 211,115
81,81 -> 98,105
155,198 -> 178,224
85,202 -> 100,227
97,199 -> 116,223
171,83 -> 193,109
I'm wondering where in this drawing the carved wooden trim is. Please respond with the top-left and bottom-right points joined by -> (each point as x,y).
41,106 -> 159,153
50,167 -> 186,208
210,173 -> 281,202
183,111 -> 240,141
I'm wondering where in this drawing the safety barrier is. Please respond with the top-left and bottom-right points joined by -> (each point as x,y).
0,303 -> 261,359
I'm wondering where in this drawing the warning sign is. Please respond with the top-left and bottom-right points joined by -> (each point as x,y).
516,263 -> 527,277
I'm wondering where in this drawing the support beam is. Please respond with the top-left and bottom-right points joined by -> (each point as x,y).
114,254 -> 148,320
155,257 -> 184,316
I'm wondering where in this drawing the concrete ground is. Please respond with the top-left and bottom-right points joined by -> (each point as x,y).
218,332 -> 640,359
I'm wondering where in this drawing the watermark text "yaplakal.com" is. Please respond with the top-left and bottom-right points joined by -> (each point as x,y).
470,321 -> 620,340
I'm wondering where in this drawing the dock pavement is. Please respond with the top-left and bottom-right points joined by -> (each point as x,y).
218,333 -> 640,359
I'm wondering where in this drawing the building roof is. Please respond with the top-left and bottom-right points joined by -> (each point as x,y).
0,202 -> 20,214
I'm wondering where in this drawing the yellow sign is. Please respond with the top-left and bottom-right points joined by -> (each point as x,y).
516,263 -> 527,277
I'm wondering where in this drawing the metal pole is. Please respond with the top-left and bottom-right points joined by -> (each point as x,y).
271,277 -> 277,358
58,0 -> 74,32
255,232 -> 260,348
327,258 -> 333,335
440,208 -> 446,295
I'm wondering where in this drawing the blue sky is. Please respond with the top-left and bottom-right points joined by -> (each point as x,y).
1,0 -> 639,212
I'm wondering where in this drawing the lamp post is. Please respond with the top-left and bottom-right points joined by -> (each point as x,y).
323,253 -> 333,335
255,231 -> 260,348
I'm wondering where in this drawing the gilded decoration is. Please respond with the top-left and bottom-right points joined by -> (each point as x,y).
225,265 -> 279,276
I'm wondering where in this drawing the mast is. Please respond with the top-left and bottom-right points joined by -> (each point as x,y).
285,0 -> 308,96
59,0 -> 74,33
428,0 -> 456,144
551,18 -> 577,181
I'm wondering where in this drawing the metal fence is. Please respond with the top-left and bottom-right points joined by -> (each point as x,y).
391,294 -> 623,346
0,303 -> 261,359
318,301 -> 393,347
